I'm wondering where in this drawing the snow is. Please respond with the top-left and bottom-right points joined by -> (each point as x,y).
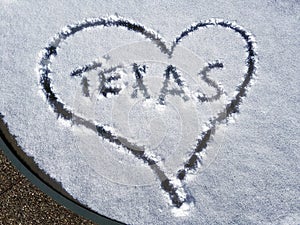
0,0 -> 299,224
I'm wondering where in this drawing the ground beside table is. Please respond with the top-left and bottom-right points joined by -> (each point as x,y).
0,149 -> 96,225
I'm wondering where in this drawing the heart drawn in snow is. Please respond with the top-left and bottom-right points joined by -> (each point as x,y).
38,16 -> 257,210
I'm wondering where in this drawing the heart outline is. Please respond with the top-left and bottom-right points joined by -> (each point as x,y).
38,16 -> 257,209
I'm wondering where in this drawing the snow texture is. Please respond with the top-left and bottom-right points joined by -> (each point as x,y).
0,0 -> 299,224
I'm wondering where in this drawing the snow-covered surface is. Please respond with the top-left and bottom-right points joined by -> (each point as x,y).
1,0 -> 299,224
